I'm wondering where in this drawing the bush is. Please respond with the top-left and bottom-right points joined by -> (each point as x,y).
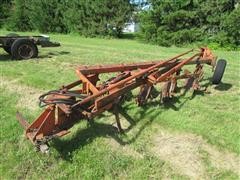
220,8 -> 240,46
138,0 -> 239,49
171,29 -> 203,46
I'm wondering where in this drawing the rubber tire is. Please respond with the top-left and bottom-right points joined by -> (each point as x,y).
212,59 -> 227,84
11,39 -> 38,60
3,33 -> 19,54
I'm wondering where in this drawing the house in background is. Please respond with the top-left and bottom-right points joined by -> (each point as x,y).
123,21 -> 139,33
123,2 -> 150,33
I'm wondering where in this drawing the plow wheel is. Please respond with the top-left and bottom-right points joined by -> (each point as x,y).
212,59 -> 227,84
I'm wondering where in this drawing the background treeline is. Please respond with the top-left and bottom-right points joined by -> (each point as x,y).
0,0 -> 239,49
138,0 -> 240,49
0,0 -> 133,37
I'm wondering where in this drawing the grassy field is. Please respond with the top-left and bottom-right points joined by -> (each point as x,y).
0,30 -> 239,179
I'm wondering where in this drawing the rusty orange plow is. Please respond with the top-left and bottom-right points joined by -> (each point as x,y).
16,47 -> 226,152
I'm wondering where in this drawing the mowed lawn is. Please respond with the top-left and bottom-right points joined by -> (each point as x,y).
0,30 -> 239,179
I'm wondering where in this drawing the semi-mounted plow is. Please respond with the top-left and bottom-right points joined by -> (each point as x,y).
16,48 -> 226,152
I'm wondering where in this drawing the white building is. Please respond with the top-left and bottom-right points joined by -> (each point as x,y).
123,22 -> 139,33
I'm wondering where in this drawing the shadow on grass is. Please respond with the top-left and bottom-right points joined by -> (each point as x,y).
52,105 -> 157,161
214,82 -> 232,91
51,78 -> 233,160
203,77 -> 233,91
0,51 -> 70,61
119,33 -> 136,40
52,122 -> 121,160
37,51 -> 70,59
0,54 -> 11,61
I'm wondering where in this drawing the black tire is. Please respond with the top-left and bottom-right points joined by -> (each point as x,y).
3,33 -> 19,55
11,39 -> 38,60
212,59 -> 227,84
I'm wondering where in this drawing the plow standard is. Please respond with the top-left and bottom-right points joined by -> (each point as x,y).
16,48 -> 226,152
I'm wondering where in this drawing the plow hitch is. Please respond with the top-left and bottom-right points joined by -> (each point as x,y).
16,47 -> 226,151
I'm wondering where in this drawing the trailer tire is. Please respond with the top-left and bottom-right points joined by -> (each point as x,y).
11,39 -> 38,60
3,33 -> 20,55
212,59 -> 227,84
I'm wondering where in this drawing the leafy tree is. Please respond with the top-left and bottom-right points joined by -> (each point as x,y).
0,0 -> 12,28
7,0 -> 33,31
2,0 -> 237,48
220,7 -> 240,46
64,0 -> 133,37
138,0 -> 239,47
29,0 -> 67,33
3,0 -> 133,37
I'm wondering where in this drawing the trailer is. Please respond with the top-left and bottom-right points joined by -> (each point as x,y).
16,47 -> 227,153
0,33 -> 60,60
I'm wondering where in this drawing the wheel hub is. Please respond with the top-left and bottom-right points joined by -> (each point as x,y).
18,44 -> 34,59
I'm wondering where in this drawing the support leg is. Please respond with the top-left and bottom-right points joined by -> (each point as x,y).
113,105 -> 123,133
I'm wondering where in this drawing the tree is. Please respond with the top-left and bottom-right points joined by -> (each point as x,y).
7,0 -> 33,31
0,0 -> 12,28
29,0 -> 67,33
217,7 -> 240,46
139,0 -> 202,46
64,0 -> 134,37
2,0 -> 133,37
138,0 -> 239,47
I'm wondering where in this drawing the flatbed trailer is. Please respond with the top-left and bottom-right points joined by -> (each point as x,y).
0,33 -> 60,60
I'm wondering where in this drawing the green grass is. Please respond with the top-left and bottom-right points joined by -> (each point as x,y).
0,30 -> 239,179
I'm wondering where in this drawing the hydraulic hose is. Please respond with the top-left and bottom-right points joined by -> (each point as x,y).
39,90 -> 87,107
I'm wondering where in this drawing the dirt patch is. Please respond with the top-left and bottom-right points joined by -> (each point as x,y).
0,77 -> 43,111
151,132 -> 205,178
203,144 -> 240,175
105,138 -> 143,159
151,131 -> 240,179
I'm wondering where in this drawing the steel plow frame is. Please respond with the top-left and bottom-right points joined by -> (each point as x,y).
16,47 -> 226,152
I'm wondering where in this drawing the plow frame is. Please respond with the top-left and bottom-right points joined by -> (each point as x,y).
16,47 -> 223,151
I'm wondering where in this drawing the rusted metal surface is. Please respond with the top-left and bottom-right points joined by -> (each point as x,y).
16,47 -> 221,150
